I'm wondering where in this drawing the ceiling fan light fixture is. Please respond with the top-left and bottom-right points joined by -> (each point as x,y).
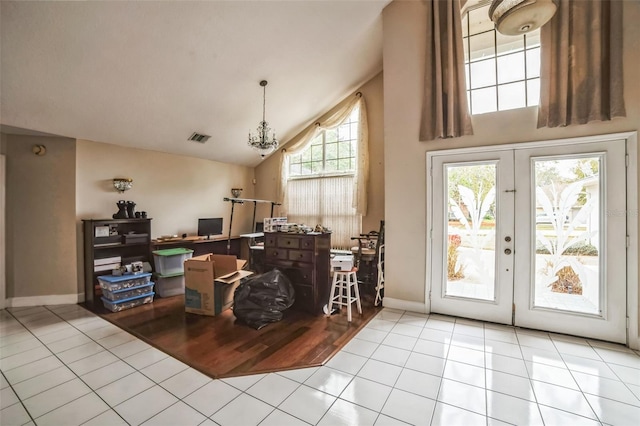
489,0 -> 557,36
248,80 -> 278,158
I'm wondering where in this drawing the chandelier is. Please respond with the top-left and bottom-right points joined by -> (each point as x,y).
248,80 -> 278,158
489,0 -> 557,36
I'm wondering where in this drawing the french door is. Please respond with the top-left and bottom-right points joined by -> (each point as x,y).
428,138 -> 628,343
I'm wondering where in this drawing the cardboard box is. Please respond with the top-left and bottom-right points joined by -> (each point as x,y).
184,254 -> 253,316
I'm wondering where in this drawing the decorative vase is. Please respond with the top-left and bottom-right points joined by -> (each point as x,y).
113,200 -> 128,219
126,201 -> 136,219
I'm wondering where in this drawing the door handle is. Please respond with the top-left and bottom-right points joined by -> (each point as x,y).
504,248 -> 512,255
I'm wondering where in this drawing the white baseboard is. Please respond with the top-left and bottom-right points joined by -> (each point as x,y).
382,297 -> 429,314
7,293 -> 84,308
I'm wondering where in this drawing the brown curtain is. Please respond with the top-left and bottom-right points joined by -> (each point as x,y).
537,0 -> 625,128
420,0 -> 473,142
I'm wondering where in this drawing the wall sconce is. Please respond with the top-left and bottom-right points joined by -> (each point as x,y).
113,178 -> 133,193
32,145 -> 46,156
231,188 -> 243,198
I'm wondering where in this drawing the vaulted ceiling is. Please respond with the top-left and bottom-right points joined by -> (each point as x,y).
1,0 -> 390,167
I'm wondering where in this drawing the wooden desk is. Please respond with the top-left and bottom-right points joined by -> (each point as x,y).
152,236 -> 242,258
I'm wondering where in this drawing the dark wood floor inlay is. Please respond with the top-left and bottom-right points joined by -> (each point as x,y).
85,294 -> 380,379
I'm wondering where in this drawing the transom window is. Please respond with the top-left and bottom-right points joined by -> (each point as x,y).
288,106 -> 359,178
462,4 -> 541,114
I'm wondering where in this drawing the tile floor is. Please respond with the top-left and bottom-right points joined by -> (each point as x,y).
1,305 -> 640,426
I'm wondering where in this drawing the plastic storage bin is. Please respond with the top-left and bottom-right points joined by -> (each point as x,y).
98,272 -> 152,292
152,248 -> 193,275
155,273 -> 185,297
101,282 -> 155,301
101,292 -> 155,312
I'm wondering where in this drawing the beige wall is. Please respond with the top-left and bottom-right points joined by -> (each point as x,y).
382,0 -> 640,338
5,135 -> 78,298
76,140 -> 255,293
254,72 -> 385,234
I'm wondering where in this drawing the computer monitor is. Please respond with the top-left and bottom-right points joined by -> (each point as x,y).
198,218 -> 223,239
255,221 -> 264,233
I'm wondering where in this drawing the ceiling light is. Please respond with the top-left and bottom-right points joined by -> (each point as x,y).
248,80 -> 278,158
489,0 -> 557,36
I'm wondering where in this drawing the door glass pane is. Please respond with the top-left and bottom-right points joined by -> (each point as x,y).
533,156 -> 602,315
445,163 -> 497,301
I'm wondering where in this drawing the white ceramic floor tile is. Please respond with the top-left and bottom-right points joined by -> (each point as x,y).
141,401 -> 206,426
381,388 -> 436,426
30,323 -> 75,338
258,408 -> 309,426
484,339 -> 523,359
0,331 -> 34,348
96,371 -> 156,407
526,361 -> 579,390
447,345 -> 485,368
96,331 -> 138,350
486,369 -> 536,401
398,313 -> 428,328
418,328 -> 452,345
374,414 -> 412,425
23,378 -> 92,419
0,373 -> 8,390
588,339 -> 635,353
585,393 -> 640,425
0,338 -> 44,359
357,359 -> 402,387
114,385 -> 178,426
449,333 -> 485,351
342,338 -> 379,358
276,367 -> 318,384
159,368 -> 211,399
339,376 -> 392,412
326,351 -> 368,375
366,319 -> 397,333
82,323 -> 122,341
66,350 -> 119,376
537,404 -> 601,426
484,328 -> 518,344
124,347 -> 169,370
371,345 -> 411,367
389,323 -> 422,338
318,398 -> 378,426
73,318 -> 111,333
573,370 -> 640,406
443,360 -> 485,388
520,346 -> 565,368
381,333 -> 417,351
12,366 -> 76,400
553,340 -> 601,360
531,380 -> 597,420
453,323 -> 484,339
57,342 -> 105,364
34,392 -> 109,426
0,387 -> 19,410
628,383 -> 640,400
81,360 -> 136,390
211,393 -> 274,426
82,409 -> 129,426
246,373 -> 300,406
608,363 -> 640,386
562,353 -> 619,380
304,366 -> 353,397
594,347 -> 640,369
221,373 -> 267,391
46,333 -> 92,354
486,390 -> 543,425
516,333 -> 556,351
431,402 -> 487,426
485,353 -> 529,378
278,385 -> 336,425
109,339 -> 151,359
376,309 -> 404,322
0,401 -> 32,426
183,379 -> 242,417
437,378 -> 486,416
404,352 -> 446,377
356,327 -> 389,344
140,356 -> 189,383
0,346 -> 52,371
2,355 -> 63,385
394,368 -> 441,399
425,319 -> 455,333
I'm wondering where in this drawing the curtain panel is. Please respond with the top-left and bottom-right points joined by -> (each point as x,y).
537,0 -> 625,128
277,93 -> 369,216
420,0 -> 473,141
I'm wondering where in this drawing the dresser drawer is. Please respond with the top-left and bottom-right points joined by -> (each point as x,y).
299,237 -> 315,250
288,250 -> 313,263
292,284 -> 316,313
265,248 -> 287,260
265,234 -> 277,247
277,236 -> 300,249
282,267 -> 314,286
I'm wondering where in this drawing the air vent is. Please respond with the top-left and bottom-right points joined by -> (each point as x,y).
188,132 -> 211,143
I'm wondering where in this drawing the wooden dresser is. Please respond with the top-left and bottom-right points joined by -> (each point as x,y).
264,232 -> 331,315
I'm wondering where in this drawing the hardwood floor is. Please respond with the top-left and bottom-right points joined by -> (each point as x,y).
85,294 -> 380,379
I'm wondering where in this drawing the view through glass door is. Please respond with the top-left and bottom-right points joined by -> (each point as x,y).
428,139 -> 627,343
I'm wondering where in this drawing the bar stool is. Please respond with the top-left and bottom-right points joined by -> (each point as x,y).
328,268 -> 362,322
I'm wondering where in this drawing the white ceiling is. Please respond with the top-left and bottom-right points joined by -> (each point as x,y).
0,0 -> 390,167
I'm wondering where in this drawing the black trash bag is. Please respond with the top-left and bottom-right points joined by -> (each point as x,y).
233,268 -> 295,330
